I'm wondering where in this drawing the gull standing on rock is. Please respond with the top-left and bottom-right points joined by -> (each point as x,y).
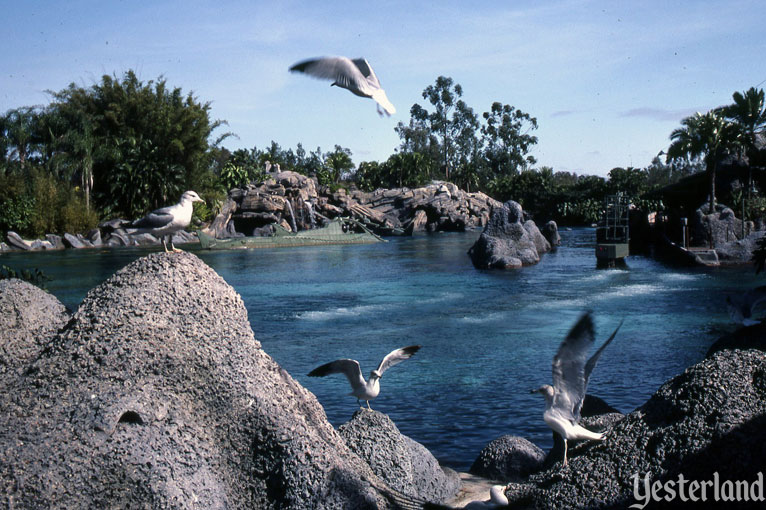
289,56 -> 396,116
532,312 -> 622,467
124,190 -> 203,252
308,345 -> 420,409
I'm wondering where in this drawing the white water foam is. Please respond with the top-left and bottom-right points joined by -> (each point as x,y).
296,303 -> 390,320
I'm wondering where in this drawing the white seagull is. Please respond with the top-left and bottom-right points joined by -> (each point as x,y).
532,312 -> 622,467
124,190 -> 203,252
308,345 -> 420,408
289,56 -> 396,116
726,286 -> 766,326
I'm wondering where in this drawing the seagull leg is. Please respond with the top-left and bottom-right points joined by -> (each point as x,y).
170,236 -> 182,252
161,236 -> 170,253
563,439 -> 568,467
366,400 -> 373,410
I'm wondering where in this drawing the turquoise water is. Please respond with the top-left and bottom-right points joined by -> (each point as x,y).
1,229 -> 754,470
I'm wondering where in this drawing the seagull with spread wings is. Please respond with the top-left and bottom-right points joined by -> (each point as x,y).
289,56 -> 396,116
532,312 -> 622,466
308,345 -> 420,409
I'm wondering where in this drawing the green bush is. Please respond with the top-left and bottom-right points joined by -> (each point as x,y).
0,174 -> 35,237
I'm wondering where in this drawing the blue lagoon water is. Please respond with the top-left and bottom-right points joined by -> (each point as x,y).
1,228 -> 754,470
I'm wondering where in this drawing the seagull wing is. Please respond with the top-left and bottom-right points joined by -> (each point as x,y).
308,359 -> 366,393
574,319 -> 623,419
130,206 -> 175,230
289,56 -> 369,93
351,58 -> 381,88
551,312 -> 594,421
376,345 -> 421,375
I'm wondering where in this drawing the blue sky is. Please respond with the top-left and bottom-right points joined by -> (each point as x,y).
2,0 -> 765,176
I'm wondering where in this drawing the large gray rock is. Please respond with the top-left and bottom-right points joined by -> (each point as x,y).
338,409 -> 460,503
0,252 -> 402,509
541,220 -> 561,248
0,279 -> 69,375
467,200 -> 546,269
470,435 -> 545,480
6,231 -> 31,250
692,204 -> 747,248
504,349 -> 766,509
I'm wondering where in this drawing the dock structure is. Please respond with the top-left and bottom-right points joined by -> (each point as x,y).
596,193 -> 630,268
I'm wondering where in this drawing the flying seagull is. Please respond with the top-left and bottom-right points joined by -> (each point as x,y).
289,56 -> 396,116
726,286 -> 766,326
308,345 -> 420,408
124,190 -> 203,252
532,312 -> 622,467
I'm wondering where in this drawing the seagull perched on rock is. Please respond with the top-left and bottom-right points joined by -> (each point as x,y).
289,56 -> 396,116
308,345 -> 420,408
123,190 -> 203,252
726,286 -> 766,326
532,312 -> 622,467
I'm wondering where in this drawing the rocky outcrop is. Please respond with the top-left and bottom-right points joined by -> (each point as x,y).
0,252 -> 409,509
0,278 -> 69,375
504,349 -> 766,508
692,203 -> 750,248
467,200 -> 551,269
470,435 -> 545,480
541,220 -> 561,248
206,172 -> 502,238
338,409 -> 460,503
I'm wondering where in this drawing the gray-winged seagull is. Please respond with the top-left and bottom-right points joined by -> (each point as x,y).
726,286 -> 766,326
289,56 -> 396,116
308,345 -> 420,408
532,312 -> 622,466
124,190 -> 203,252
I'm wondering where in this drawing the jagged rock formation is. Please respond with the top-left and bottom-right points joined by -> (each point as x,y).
692,204 -> 751,248
0,278 -> 69,376
469,435 -> 545,480
206,172 -> 502,238
0,252 -> 412,509
338,409 -> 460,503
467,200 -> 552,269
503,349 -> 766,509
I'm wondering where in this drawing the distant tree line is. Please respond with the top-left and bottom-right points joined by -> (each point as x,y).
1,69 -> 764,240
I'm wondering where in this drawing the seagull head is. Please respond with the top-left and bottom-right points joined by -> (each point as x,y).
369,369 -> 383,380
531,385 -> 554,399
180,190 -> 204,204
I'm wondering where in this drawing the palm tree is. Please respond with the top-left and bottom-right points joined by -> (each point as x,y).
667,111 -> 741,218
722,87 -> 766,163
3,107 -> 38,170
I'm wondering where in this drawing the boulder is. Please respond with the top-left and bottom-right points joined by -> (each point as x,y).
0,252 -> 403,509
45,234 -> 65,250
0,279 -> 69,376
541,220 -> 561,248
470,435 -> 545,480
338,409 -> 460,503
63,232 -> 90,249
523,220 -> 551,254
467,201 -> 542,269
87,228 -> 102,247
504,349 -> 766,508
6,231 -> 31,250
692,204 -> 746,248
